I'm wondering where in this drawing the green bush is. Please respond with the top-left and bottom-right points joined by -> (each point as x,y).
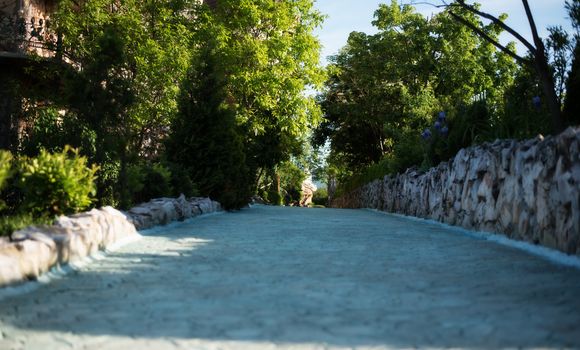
312,188 -> 328,207
19,108 -> 97,158
267,191 -> 283,206
278,161 -> 306,203
0,213 -> 38,237
96,159 -> 120,207
258,189 -> 269,202
17,146 -> 98,217
126,162 -> 177,205
166,162 -> 198,198
0,150 -> 13,191
0,150 -> 14,212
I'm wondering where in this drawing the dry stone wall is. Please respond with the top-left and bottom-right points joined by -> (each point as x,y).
333,127 -> 580,255
0,196 -> 221,287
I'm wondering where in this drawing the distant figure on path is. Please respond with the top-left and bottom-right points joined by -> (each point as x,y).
300,176 -> 317,207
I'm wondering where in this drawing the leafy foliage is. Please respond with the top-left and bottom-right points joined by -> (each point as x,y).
278,161 -> 306,204
127,162 -> 173,205
0,150 -> 13,192
199,0 -> 325,176
45,0 -> 199,204
17,147 -> 98,217
166,46 -> 251,210
0,213 -> 38,238
314,0 -> 572,195
312,188 -> 328,207
20,108 -> 97,157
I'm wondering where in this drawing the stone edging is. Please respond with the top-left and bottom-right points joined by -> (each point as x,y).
0,195 -> 221,287
332,127 -> 580,255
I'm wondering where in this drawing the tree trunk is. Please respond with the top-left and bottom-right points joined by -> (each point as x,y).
522,0 -> 564,133
451,0 -> 565,134
534,54 -> 564,132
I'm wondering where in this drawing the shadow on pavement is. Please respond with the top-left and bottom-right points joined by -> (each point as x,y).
1,206 -> 580,348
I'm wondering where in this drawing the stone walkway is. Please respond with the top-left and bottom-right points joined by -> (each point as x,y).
1,206 -> 580,349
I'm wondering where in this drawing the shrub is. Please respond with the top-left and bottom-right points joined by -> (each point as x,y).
126,162 -> 177,205
267,190 -> 283,206
17,146 -> 99,217
166,162 -> 198,198
312,188 -> 328,207
19,108 -> 97,158
278,161 -> 306,203
0,213 -> 38,237
259,189 -> 269,202
144,163 -> 173,200
0,150 -> 13,191
96,159 -> 120,207
126,162 -> 146,200
0,150 -> 14,212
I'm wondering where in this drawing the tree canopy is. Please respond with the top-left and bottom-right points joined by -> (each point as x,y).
315,0 -> 578,194
2,0 -> 326,209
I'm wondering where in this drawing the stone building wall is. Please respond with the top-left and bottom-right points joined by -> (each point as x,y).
332,127 -> 580,255
0,0 -> 57,57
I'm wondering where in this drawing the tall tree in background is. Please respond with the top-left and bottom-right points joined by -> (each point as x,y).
315,1 -> 517,172
166,0 -> 325,207
202,0 -> 326,178
563,0 -> 580,125
445,0 -> 564,132
29,0 -> 198,204
166,44 -> 251,210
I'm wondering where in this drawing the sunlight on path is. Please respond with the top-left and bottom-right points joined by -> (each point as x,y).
1,206 -> 579,349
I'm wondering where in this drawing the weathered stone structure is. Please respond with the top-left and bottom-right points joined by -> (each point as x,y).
0,196 -> 222,287
300,177 -> 317,207
1,0 -> 60,149
333,127 -> 580,255
0,0 -> 58,57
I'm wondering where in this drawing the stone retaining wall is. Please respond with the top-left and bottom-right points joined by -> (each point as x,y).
333,127 -> 580,255
0,196 -> 221,287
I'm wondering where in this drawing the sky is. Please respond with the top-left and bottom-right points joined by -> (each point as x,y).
314,0 -> 574,65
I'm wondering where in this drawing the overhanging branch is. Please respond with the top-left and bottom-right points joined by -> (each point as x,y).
453,0 -> 537,54
448,10 -> 532,66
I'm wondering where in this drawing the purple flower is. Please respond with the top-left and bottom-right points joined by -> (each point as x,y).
438,111 -> 446,122
532,96 -> 541,109
440,126 -> 449,136
434,121 -> 442,130
421,129 -> 432,140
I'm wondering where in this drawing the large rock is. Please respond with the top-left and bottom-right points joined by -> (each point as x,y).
0,232 -> 58,284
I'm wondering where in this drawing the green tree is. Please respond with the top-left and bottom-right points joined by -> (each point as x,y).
315,1 -> 518,186
49,0 -> 197,205
444,0 -> 564,132
564,0 -> 580,126
201,0 -> 325,180
166,45 -> 251,210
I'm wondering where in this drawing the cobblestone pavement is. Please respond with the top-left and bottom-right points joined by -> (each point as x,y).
1,205 -> 580,350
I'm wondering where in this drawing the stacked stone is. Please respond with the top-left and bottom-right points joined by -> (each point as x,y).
0,207 -> 137,287
334,127 -> 580,255
126,196 -> 222,230
0,196 -> 221,287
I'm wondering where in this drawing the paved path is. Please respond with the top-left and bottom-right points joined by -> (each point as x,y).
1,206 -> 580,350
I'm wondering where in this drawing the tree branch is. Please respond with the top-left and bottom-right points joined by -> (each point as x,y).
454,0 -> 536,54
521,0 -> 544,52
448,10 -> 532,66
